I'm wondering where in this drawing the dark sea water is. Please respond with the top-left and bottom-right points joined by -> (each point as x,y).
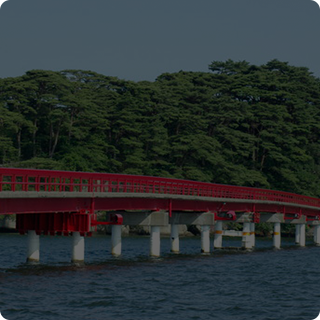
0,233 -> 319,320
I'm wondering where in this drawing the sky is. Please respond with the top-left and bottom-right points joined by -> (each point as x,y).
0,0 -> 319,82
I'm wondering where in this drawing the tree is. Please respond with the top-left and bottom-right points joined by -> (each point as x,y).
1,60 -> 320,198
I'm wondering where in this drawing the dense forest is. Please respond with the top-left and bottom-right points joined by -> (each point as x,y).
1,59 -> 320,197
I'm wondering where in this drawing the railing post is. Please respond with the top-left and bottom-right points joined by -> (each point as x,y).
12,175 -> 16,191
34,176 -> 39,191
22,175 -> 26,191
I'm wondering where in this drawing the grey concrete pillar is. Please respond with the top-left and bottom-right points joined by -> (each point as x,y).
201,225 -> 210,253
150,226 -> 161,257
295,224 -> 300,244
314,225 -> 320,246
72,231 -> 85,263
214,221 -> 223,249
242,222 -> 252,249
299,224 -> 306,247
111,225 -> 122,256
170,224 -> 179,253
27,230 -> 40,263
250,223 -> 255,248
273,222 -> 281,249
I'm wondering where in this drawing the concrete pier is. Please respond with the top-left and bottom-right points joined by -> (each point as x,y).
214,221 -> 223,249
273,222 -> 281,249
314,225 -> 320,246
250,223 -> 255,248
111,225 -> 122,256
72,231 -> 85,262
27,230 -> 40,262
150,226 -> 161,257
201,225 -> 210,253
170,224 -> 179,253
242,222 -> 252,249
295,224 -> 300,244
298,224 -> 306,247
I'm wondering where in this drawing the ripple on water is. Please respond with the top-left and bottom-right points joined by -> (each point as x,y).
0,235 -> 320,320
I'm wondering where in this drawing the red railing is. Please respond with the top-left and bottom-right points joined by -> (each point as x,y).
1,168 -> 320,208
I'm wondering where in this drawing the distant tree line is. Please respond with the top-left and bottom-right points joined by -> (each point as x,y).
1,59 -> 320,197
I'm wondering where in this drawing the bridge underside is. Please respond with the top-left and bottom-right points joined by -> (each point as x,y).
1,193 -> 320,216
1,193 -> 319,235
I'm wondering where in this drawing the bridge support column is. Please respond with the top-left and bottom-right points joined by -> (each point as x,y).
170,224 -> 179,253
298,224 -> 306,247
111,225 -> 122,256
250,223 -> 255,248
214,221 -> 223,249
27,230 -> 40,263
273,222 -> 281,249
314,225 -> 320,246
201,225 -> 210,253
242,223 -> 252,249
72,232 -> 85,263
295,225 -> 300,244
150,226 -> 161,257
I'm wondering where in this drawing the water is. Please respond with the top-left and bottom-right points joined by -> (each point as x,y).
0,233 -> 319,320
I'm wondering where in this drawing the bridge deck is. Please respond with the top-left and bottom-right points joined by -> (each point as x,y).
0,168 -> 319,218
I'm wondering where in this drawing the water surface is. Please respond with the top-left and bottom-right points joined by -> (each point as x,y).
0,234 -> 319,320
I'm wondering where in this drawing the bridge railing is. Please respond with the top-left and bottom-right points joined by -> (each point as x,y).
1,168 -> 320,208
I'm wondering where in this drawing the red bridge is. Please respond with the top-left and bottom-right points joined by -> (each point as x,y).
1,168 -> 320,262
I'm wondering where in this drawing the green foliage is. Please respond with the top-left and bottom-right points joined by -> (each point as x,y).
281,223 -> 296,235
1,60 -> 320,198
255,222 -> 273,236
14,157 -> 63,170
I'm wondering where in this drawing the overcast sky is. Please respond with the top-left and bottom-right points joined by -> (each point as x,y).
0,0 -> 319,82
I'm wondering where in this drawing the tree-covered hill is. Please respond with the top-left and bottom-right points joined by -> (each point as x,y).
1,59 -> 320,197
